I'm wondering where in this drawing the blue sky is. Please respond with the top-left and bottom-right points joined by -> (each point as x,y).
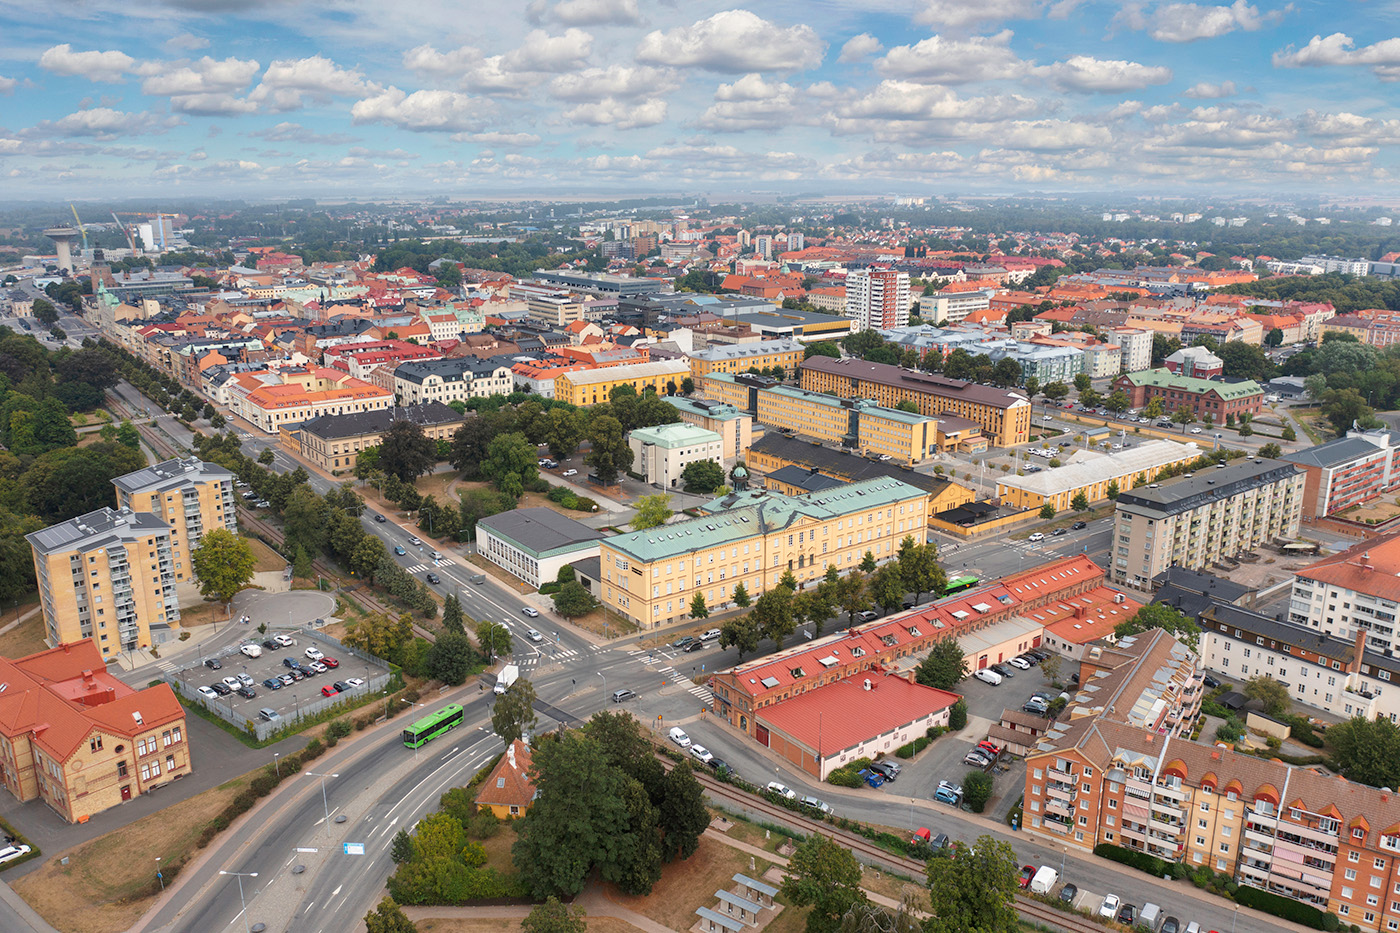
1,0 -> 1399,199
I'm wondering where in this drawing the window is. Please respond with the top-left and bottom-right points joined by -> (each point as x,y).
90,736 -> 103,753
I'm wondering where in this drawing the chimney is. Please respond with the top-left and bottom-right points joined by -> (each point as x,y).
863,678 -> 873,691
507,742 -> 517,769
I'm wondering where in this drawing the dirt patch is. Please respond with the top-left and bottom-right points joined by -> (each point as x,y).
603,833 -> 781,933
419,918 -> 637,933
13,773 -> 253,933
568,607 -> 639,640
248,535 -> 288,573
466,554 -> 533,595
1343,496 -> 1400,525
176,600 -> 232,629
0,612 -> 52,659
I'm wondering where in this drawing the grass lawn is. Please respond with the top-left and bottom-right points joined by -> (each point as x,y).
176,600 -> 232,628
0,611 -> 51,659
13,772 -> 253,933
247,535 -> 288,573
418,918 -> 636,933
604,833 -> 784,933
476,821 -> 521,882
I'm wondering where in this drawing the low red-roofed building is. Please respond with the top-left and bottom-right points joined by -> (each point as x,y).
0,640 -> 189,823
474,739 -> 536,818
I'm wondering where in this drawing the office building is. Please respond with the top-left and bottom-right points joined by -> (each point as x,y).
1112,369 -> 1264,422
0,640 -> 189,824
599,478 -> 930,627
476,508 -> 604,590
996,441 -> 1201,513
1164,346 -> 1224,379
756,386 -> 941,465
1111,458 -> 1304,589
845,268 -> 910,330
27,508 -> 183,656
553,359 -> 691,407
686,339 -> 805,380
394,358 -> 514,406
228,367 -> 393,435
665,397 -> 752,463
629,423 -> 725,489
291,403 -> 466,473
800,356 -> 1031,447
1282,429 -> 1400,519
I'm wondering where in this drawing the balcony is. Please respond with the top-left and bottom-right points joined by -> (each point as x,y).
1248,811 -> 1277,830
1120,824 -> 1147,843
1046,782 -> 1075,801
1046,799 -> 1074,818
1047,766 -> 1073,783
1042,818 -> 1070,835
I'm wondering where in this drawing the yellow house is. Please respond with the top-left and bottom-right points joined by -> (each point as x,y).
687,338 -> 805,380
474,739 -> 536,818
995,439 -> 1201,512
554,360 -> 692,406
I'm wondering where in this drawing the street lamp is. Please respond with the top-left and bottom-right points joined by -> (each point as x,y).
597,671 -> 606,696
218,870 -> 258,933
155,856 -> 163,891
273,753 -> 280,779
305,771 -> 339,829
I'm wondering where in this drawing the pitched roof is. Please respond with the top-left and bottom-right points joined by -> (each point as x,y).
799,356 -> 1030,410
1282,436 -> 1389,469
474,739 -> 537,809
1117,368 -> 1263,400
758,672 -> 959,756
477,508 -> 604,556
1296,527 -> 1400,604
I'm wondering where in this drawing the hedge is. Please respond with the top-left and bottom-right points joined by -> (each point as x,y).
1093,843 -> 1178,878
1233,884 -> 1331,929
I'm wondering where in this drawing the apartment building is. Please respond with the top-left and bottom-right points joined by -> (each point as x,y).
1111,458 -> 1305,590
27,507 -> 183,657
0,640 -> 189,824
665,396 -> 752,463
393,357 -> 513,406
1289,530 -> 1400,656
292,402 -> 466,473
598,477 -> 931,627
1109,327 -> 1153,375
686,338 -> 804,380
228,367 -> 393,434
112,458 -> 238,574
510,282 -> 587,328
846,268 -> 911,330
920,286 -> 995,326
628,423 -> 725,488
1283,429 -> 1400,519
756,385 -> 941,465
1165,346 -> 1225,379
553,359 -> 691,407
800,356 -> 1031,447
1112,369 -> 1264,422
996,440 -> 1201,513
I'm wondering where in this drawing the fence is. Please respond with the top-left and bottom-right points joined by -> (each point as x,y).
166,625 -> 393,742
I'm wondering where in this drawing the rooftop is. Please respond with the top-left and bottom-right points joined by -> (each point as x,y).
997,440 -> 1199,498
1283,434 -> 1393,469
629,422 -> 723,449
666,396 -> 749,422
1118,368 -> 1263,400
26,507 -> 170,556
1297,526 -> 1400,604
758,671 -> 960,757
298,402 -> 466,440
748,433 -> 965,498
477,507 -> 604,556
1114,457 -> 1301,518
394,357 -> 512,384
689,339 -> 804,362
799,356 -> 1030,410
559,359 -> 690,387
474,738 -> 537,809
112,457 -> 234,495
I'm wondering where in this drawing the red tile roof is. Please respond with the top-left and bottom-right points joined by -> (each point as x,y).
1297,528 -> 1400,603
759,671 -> 959,756
475,739 -> 536,810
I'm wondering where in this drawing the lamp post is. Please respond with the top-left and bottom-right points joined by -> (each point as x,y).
218,870 -> 258,933
305,771 -> 339,829
155,856 -> 163,891
273,753 -> 280,779
597,671 -> 606,696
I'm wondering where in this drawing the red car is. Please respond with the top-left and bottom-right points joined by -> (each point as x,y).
977,741 -> 1001,757
1018,865 -> 1035,889
320,685 -> 340,697
321,657 -> 340,669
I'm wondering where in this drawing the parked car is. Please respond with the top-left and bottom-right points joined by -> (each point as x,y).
344,677 -> 366,688
204,658 -> 222,670
321,657 -> 339,669
1203,674 -> 1221,688
197,685 -> 220,700
801,795 -> 833,815
766,782 -> 796,800
1059,883 -> 1078,904
240,643 -> 262,658
934,781 -> 962,805
963,750 -> 993,767
868,761 -> 898,782
991,663 -> 1015,678
562,469 -> 578,477
973,668 -> 1003,686
1161,918 -> 1181,933
261,638 -> 280,650
0,844 -> 31,866
521,607 -> 540,618
309,661 -> 327,674
283,656 -> 301,669
611,688 -> 637,703
689,744 -> 714,763
297,663 -> 318,677
1018,865 -> 1035,889
273,634 -> 294,647
1099,894 -> 1120,918
279,673 -> 296,686
707,757 -> 732,775
977,740 -> 1001,757
261,677 -> 283,690
668,727 -> 691,748
209,682 -> 232,696
333,681 -> 352,693
684,640 -> 705,653
857,610 -> 879,623
235,685 -> 256,699
700,628 -> 722,642
305,646 -> 324,660
258,708 -> 280,723
1117,903 -> 1137,925
321,685 -> 339,697
1008,656 -> 1031,670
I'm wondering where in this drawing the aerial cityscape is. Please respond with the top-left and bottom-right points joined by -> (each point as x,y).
4,4 -> 1400,933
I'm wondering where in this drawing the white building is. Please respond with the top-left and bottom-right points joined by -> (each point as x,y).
845,269 -> 911,330
476,508 -> 604,590
1108,327 -> 1152,375
628,423 -> 725,489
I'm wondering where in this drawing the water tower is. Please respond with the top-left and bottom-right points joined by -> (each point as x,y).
44,226 -> 79,273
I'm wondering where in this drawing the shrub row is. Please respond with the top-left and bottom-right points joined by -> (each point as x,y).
1093,842 -> 1187,880
1233,884 -> 1332,929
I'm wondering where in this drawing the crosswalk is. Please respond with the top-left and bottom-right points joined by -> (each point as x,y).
405,559 -> 457,573
658,665 -> 714,706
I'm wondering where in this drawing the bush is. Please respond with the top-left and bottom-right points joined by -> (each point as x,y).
1234,883 -> 1330,929
964,771 -> 993,813
827,768 -> 863,788
327,719 -> 353,739
250,774 -> 278,797
1094,842 -> 1173,877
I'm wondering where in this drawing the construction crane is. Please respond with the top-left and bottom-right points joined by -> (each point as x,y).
110,211 -> 139,253
68,203 -> 89,252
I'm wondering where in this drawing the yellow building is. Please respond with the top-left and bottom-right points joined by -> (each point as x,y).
554,359 -> 692,407
800,356 -> 1031,448
598,478 -> 930,628
112,457 -> 238,576
665,396 -> 753,463
696,371 -> 767,411
756,386 -> 940,466
27,507 -> 184,657
995,440 -> 1201,513
291,402 -> 465,474
687,338 -> 805,380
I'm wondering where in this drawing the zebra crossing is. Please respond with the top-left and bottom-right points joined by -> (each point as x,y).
658,665 -> 714,706
405,558 -> 457,574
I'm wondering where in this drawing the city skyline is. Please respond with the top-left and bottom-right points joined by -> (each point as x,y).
1,0 -> 1399,197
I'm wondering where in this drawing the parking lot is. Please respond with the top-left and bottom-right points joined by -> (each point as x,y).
171,628 -> 388,725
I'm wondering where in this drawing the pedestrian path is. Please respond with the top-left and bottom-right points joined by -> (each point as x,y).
405,558 -> 456,573
658,665 -> 714,706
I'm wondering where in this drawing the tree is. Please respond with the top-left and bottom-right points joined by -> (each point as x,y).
492,678 -> 539,744
1039,653 -> 1062,685
1073,373 -> 1091,394
1265,327 -> 1285,347
923,834 -> 1019,933
1023,376 -> 1040,400
1078,387 -> 1101,408
689,592 -> 708,620
780,834 -> 870,933
427,631 -> 475,686
476,620 -> 512,661
1042,381 -> 1069,403
1282,424 -> 1297,441
719,615 -> 761,660
552,580 -> 598,618
1171,406 -> 1197,432
379,421 -> 438,482
585,415 -> 632,484
751,585 -> 796,650
283,485 -> 329,557
1327,715 -> 1400,789
805,341 -> 841,360
679,458 -> 725,493
1071,491 -> 1089,512
630,493 -> 672,530
364,897 -> 419,933
962,771 -> 994,814
441,594 -> 465,634
732,583 -> 750,608
483,432 -> 539,494
1039,503 -> 1055,520
1143,396 -> 1165,420
1244,675 -> 1292,717
522,897 -> 587,933
1114,602 -> 1200,652
1258,442 -> 1283,459
1217,341 -> 1277,382
869,563 -> 905,614
836,573 -> 870,625
390,829 -> 414,864
258,447 -> 275,465
1104,389 -> 1131,414
1106,479 -> 1120,500
657,761 -> 710,862
541,407 -> 587,460
948,698 -> 967,731
31,298 -> 58,326
859,551 -> 877,573
190,528 -> 256,608
915,639 -> 968,690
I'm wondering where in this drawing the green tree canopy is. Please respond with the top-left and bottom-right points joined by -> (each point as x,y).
552,580 -> 598,618
680,459 -> 725,493
915,639 -> 968,690
584,415 -> 632,485
924,834 -> 1020,933
1328,715 -> 1400,789
190,528 -> 256,607
427,630 -> 476,686
780,834 -> 870,933
379,420 -> 439,482
1114,602 -> 1200,651
522,897 -> 586,933
630,493 -> 672,530
492,677 -> 539,744
1244,674 -> 1292,717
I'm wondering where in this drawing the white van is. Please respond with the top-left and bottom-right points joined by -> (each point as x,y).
1030,866 -> 1058,895
668,727 -> 691,748
974,668 -> 1003,686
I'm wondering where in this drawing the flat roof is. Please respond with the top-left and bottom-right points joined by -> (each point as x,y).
997,440 -> 1199,498
629,422 -> 723,449
800,356 -> 1029,410
1114,457 -> 1302,518
112,457 -> 234,494
560,359 -> 690,387
27,507 -> 170,556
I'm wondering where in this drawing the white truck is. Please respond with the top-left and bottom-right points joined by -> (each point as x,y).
494,663 -> 519,695
1138,902 -> 1163,932
1029,866 -> 1059,895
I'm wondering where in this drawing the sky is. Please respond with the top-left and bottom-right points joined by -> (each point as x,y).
2,0 -> 1400,200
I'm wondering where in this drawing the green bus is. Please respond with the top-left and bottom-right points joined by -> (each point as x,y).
944,575 -> 980,595
403,704 -> 465,748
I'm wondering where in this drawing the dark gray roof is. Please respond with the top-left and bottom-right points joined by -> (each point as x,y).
766,465 -> 847,493
1283,437 -> 1386,469
1114,457 -> 1301,518
395,357 -> 511,385
299,402 -> 465,440
1151,566 -> 1252,603
1199,602 -> 1400,681
570,555 -> 602,584
26,507 -> 169,556
749,433 -> 960,498
113,457 -> 234,495
477,507 -> 604,555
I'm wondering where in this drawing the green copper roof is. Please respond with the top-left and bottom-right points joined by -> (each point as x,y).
1120,368 -> 1262,400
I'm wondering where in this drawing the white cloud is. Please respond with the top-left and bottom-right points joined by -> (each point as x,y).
1038,55 -> 1173,92
527,0 -> 639,25
0,76 -> 16,95
249,55 -> 373,111
164,33 -> 210,52
247,122 -> 358,145
350,87 -> 490,133
1117,1 -> 1288,43
834,81 -> 1040,123
1273,33 -> 1400,80
838,34 -> 884,63
697,74 -> 802,131
38,44 -> 135,83
1183,80 -> 1236,98
450,131 -> 543,147
1300,110 -> 1400,145
636,10 -> 824,72
550,65 -> 675,101
141,56 -> 261,113
405,31 -> 592,96
563,97 -> 667,129
29,107 -> 181,139
501,29 -> 593,73
877,31 -> 1029,84
915,0 -> 1042,28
